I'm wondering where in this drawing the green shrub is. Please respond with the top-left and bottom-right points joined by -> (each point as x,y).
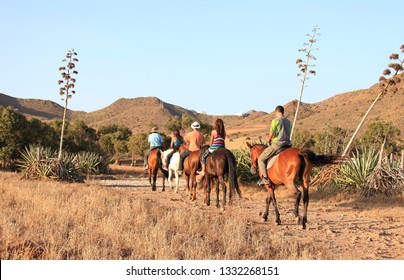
334,147 -> 379,191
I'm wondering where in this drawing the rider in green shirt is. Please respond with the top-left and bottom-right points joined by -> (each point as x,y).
257,105 -> 292,185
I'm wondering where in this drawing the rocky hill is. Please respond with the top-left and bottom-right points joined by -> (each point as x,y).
1,74 -> 403,149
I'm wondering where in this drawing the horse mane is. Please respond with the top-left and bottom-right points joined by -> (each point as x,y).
246,142 -> 267,149
255,143 -> 268,148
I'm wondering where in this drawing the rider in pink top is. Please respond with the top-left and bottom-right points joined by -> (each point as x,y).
198,118 -> 226,176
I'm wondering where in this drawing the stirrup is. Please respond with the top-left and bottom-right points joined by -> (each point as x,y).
257,177 -> 270,185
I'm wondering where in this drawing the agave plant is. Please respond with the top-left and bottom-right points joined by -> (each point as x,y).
233,138 -> 266,183
18,145 -> 57,179
334,146 -> 379,191
57,152 -> 80,182
233,147 -> 256,182
75,151 -> 105,175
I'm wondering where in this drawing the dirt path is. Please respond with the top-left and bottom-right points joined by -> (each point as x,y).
92,173 -> 404,260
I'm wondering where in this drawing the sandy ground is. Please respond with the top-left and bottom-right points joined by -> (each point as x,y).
89,166 -> 404,260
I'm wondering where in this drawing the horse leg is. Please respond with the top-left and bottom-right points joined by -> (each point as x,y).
285,181 -> 302,225
271,187 -> 281,225
218,176 -> 226,209
263,184 -> 280,225
168,169 -> 173,190
162,175 -> 165,192
174,171 -> 179,193
152,171 -> 157,191
262,195 -> 271,222
300,168 -> 311,229
189,175 -> 196,201
301,186 -> 309,229
185,174 -> 190,196
214,178 -> 219,208
204,176 -> 210,206
148,171 -> 152,189
191,176 -> 197,201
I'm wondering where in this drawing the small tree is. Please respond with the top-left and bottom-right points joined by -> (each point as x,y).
57,49 -> 78,159
292,129 -> 315,149
97,124 -> 132,161
313,126 -> 347,155
128,132 -> 149,160
165,115 -> 182,132
180,114 -> 193,133
342,45 -> 404,156
358,122 -> 401,154
291,25 -> 320,140
0,107 -> 28,167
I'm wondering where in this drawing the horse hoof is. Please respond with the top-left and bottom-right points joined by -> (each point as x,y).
297,217 -> 302,225
302,218 -> 307,229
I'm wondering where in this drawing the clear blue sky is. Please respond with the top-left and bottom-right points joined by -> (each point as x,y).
1,0 -> 403,115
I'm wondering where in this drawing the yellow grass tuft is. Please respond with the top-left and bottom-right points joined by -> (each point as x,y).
0,171 -> 330,260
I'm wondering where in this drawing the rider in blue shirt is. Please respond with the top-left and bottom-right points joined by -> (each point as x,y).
144,127 -> 163,169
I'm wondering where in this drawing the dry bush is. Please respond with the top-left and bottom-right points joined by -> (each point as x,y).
0,171 -> 329,260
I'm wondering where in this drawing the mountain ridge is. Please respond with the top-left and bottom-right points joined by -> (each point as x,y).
1,75 -> 403,149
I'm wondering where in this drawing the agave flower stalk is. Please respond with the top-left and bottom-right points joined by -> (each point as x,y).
342,45 -> 404,156
58,49 -> 79,159
291,25 -> 320,140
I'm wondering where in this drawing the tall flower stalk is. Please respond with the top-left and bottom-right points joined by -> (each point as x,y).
342,45 -> 404,156
57,49 -> 78,159
291,25 -> 320,140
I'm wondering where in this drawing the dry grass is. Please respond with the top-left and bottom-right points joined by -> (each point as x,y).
0,171 -> 330,260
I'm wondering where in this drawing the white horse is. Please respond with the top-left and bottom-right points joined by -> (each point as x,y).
161,149 -> 181,193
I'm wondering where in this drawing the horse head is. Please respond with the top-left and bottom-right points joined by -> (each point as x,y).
179,143 -> 187,154
246,142 -> 266,175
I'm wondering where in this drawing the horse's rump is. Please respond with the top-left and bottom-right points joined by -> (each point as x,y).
203,147 -> 242,200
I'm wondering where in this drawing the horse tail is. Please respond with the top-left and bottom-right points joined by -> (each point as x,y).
299,150 -> 344,166
225,149 -> 242,199
157,149 -> 168,178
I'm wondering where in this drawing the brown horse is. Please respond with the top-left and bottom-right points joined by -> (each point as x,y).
199,146 -> 242,210
246,143 -> 340,229
147,148 -> 168,191
179,144 -> 201,201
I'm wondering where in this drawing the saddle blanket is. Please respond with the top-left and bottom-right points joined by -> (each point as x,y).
266,154 -> 280,169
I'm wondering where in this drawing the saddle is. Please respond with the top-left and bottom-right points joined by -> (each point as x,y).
266,144 -> 292,169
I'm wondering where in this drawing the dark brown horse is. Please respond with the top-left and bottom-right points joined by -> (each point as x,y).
147,148 -> 168,191
199,146 -> 242,210
246,143 -> 340,229
179,144 -> 201,201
